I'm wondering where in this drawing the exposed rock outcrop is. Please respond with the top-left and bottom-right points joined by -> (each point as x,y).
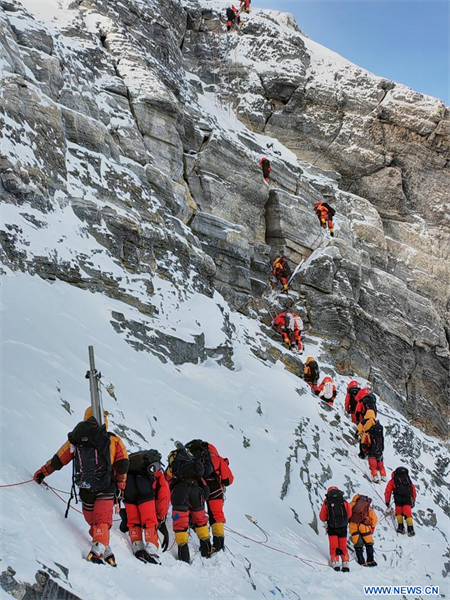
0,0 -> 448,434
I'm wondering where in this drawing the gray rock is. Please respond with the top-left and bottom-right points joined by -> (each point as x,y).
0,0 -> 448,441
0,567 -> 81,600
265,188 -> 325,263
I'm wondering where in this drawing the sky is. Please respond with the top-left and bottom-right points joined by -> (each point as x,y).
253,0 -> 449,104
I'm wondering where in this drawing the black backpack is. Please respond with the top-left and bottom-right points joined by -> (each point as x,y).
68,417 -> 112,493
168,446 -> 204,481
281,258 -> 291,277
368,422 -> 384,455
326,489 -> 348,529
393,467 -> 413,503
226,7 -> 235,19
347,387 -> 360,413
306,360 -> 319,384
185,440 -> 215,479
322,202 -> 336,217
128,449 -> 162,476
363,393 -> 377,415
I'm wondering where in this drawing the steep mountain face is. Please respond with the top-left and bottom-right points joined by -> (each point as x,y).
1,0 -> 450,597
1,0 -> 448,438
180,1 -> 450,434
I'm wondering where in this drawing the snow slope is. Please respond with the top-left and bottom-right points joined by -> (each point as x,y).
1,271 -> 449,599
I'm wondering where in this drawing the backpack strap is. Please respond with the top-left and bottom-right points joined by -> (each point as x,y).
65,459 -> 78,519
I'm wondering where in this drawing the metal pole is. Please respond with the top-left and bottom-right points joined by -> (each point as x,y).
87,346 -> 104,426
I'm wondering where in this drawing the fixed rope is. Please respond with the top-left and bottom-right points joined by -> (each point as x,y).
0,479 -> 34,488
224,524 -> 329,568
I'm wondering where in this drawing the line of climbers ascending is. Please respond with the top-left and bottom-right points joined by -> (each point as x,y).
33,408 -> 234,567
266,246 -> 418,571
305,365 -> 417,571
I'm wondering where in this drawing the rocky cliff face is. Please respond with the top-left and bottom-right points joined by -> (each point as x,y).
0,0 -> 448,434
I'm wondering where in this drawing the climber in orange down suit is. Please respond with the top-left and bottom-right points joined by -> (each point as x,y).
260,157 -> 272,183
272,311 -> 303,352
240,0 -> 250,13
314,201 -> 335,236
272,255 -> 291,291
226,6 -> 241,31
316,376 -> 337,405
319,486 -> 352,571
33,407 -> 129,565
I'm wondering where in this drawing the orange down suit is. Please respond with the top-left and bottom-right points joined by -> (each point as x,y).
36,409 -> 129,547
385,474 -> 417,520
319,489 -> 351,563
317,376 -> 337,405
124,470 -> 170,548
349,494 -> 377,546
272,257 -> 291,289
273,312 -> 303,351
356,409 -> 377,447
314,202 -> 334,234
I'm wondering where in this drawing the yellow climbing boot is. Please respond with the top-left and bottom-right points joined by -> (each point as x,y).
212,522 -> 225,552
195,525 -> 210,540
175,531 -> 189,546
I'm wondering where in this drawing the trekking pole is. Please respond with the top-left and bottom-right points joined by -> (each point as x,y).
86,346 -> 104,426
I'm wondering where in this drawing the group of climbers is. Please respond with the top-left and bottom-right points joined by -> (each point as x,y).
31,222 -> 416,573
33,408 -> 233,566
320,465 -> 417,571
319,487 -> 377,570
32,374 -> 417,573
267,246 -> 418,570
344,382 -> 386,483
303,356 -> 337,405
318,381 -> 417,570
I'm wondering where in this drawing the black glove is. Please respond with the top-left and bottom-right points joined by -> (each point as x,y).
119,507 -> 128,533
385,502 -> 390,508
159,520 -> 169,552
33,469 -> 47,484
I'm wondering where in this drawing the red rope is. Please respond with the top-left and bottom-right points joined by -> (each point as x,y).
45,485 -> 122,521
224,525 -> 330,567
0,479 -> 34,487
